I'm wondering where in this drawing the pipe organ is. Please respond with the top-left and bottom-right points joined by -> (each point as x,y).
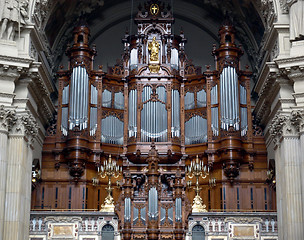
33,1 -> 275,240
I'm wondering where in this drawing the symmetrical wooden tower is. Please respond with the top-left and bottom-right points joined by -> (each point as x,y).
32,1 -> 275,239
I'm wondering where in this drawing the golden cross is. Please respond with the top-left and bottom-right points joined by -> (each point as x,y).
151,5 -> 158,14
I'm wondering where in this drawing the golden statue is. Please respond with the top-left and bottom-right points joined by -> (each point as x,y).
148,36 -> 160,62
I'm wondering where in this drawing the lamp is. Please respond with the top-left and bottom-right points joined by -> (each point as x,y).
186,155 -> 209,212
98,155 -> 121,212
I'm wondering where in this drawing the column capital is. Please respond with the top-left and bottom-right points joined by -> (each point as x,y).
10,111 -> 38,145
290,109 -> 304,133
0,105 -> 17,133
269,111 -> 301,147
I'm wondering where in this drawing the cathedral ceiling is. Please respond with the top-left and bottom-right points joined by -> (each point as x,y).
41,0 -> 271,82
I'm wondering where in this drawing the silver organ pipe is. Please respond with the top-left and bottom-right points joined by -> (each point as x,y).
141,86 -> 167,142
61,85 -> 69,136
171,48 -> 179,69
211,85 -> 219,136
101,115 -> 124,145
124,197 -> 131,222
161,207 -> 166,224
184,92 -> 195,110
171,89 -> 180,138
133,206 -> 138,225
128,89 -> 137,138
130,48 -> 138,70
168,207 -> 173,224
175,198 -> 182,222
220,66 -> 239,131
141,207 -> 146,223
185,115 -> 207,144
114,92 -> 124,110
197,89 -> 207,108
148,187 -> 158,220
240,85 -> 248,136
102,89 -> 112,108
69,66 -> 89,131
90,85 -> 98,136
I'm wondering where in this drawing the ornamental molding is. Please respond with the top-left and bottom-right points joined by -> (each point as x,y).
45,216 -> 82,223
225,217 -> 263,224
0,106 -> 17,132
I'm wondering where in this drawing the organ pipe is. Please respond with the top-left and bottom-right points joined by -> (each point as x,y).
240,85 -> 247,136
220,66 -> 239,131
124,198 -> 131,222
114,92 -> 124,110
141,86 -> 167,142
185,116 -> 207,144
128,89 -> 137,138
171,89 -> 180,138
196,89 -> 206,108
148,187 -> 158,220
102,89 -> 112,108
171,48 -> 179,69
69,66 -> 89,131
175,198 -> 182,222
61,85 -> 69,136
130,48 -> 138,69
101,115 -> 124,145
184,92 -> 195,110
133,206 -> 138,224
211,85 -> 219,136
90,85 -> 98,136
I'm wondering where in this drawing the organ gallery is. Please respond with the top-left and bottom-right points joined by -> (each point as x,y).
31,1 -> 276,239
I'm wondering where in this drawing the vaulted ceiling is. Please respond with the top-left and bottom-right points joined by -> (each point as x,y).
44,0 -> 266,81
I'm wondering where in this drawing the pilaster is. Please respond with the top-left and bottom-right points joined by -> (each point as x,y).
270,111 -> 304,240
0,106 -> 17,239
3,111 -> 38,240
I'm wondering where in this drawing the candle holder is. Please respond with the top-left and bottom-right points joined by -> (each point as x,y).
186,155 -> 209,212
98,155 -> 121,212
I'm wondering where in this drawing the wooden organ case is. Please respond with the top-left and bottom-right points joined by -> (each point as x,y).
31,1 -> 276,239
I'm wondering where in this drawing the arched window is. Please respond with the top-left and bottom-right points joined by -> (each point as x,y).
192,224 -> 205,240
101,224 -> 114,240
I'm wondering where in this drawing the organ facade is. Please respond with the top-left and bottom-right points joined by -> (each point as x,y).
31,1 -> 275,239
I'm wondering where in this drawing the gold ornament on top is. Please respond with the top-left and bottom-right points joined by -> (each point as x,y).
98,155 -> 122,212
186,155 -> 209,212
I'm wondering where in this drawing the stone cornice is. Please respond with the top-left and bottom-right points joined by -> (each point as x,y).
0,55 -> 33,69
275,55 -> 304,69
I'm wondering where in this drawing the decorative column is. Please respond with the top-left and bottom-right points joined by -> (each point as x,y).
122,168 -> 133,240
3,112 -> 38,240
270,112 -> 304,240
0,106 -> 16,239
174,168 -> 184,240
146,142 -> 160,240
